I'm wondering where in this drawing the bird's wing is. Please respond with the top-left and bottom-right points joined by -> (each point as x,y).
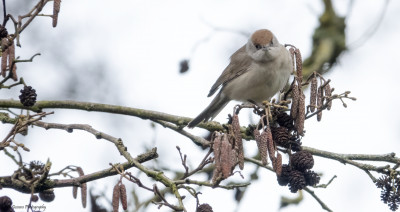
207,45 -> 253,97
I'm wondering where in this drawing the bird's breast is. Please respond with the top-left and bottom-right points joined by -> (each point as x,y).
222,56 -> 292,103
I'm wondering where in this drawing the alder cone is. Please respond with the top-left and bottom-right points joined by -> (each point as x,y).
291,150 -> 314,171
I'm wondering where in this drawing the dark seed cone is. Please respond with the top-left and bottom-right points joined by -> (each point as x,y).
277,164 -> 292,186
31,195 -> 39,202
112,184 -> 120,212
197,203 -> 213,212
0,26 -> 8,39
304,170 -> 320,186
19,86 -> 37,107
0,196 -> 13,211
179,59 -> 190,73
232,114 -> 244,170
276,112 -> 294,130
39,190 -> 55,202
288,170 -> 306,193
271,127 -> 290,148
310,76 -> 318,112
291,150 -> 314,171
375,175 -> 400,211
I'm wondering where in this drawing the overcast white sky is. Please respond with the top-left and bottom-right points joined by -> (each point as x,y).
1,0 -> 400,212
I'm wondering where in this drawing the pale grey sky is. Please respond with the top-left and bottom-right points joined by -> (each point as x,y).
1,0 -> 399,211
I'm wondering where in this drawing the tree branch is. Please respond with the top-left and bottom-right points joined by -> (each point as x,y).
0,148 -> 158,193
0,99 -> 224,131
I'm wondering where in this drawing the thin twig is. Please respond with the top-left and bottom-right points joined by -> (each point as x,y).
304,187 -> 333,212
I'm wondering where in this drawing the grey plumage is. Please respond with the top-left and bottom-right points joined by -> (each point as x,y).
188,29 -> 292,128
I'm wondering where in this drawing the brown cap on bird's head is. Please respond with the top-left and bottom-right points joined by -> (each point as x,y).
251,29 -> 274,46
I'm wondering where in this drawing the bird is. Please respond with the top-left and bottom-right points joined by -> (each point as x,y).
187,29 -> 293,128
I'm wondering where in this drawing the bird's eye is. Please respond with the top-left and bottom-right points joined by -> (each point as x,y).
255,44 -> 262,50
270,40 -> 274,45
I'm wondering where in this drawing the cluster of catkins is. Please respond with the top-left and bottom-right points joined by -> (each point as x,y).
255,111 -> 320,193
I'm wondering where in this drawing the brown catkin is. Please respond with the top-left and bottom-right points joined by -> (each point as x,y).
324,83 -> 332,110
72,186 -> 78,199
266,126 -> 276,164
53,0 -> 61,27
1,38 -> 8,77
296,93 -> 306,135
289,48 -> 295,73
232,114 -> 244,170
112,184 -> 120,212
317,85 -> 324,121
294,48 -> 303,84
256,129 -> 269,165
8,40 -> 17,81
81,183 -> 87,208
310,76 -> 318,112
220,134 -> 233,179
211,133 -> 223,183
274,153 -> 283,176
76,167 -> 87,208
212,133 -> 222,172
290,83 -> 299,119
120,184 -> 128,210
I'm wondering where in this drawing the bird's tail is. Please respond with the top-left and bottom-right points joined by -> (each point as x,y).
187,92 -> 229,128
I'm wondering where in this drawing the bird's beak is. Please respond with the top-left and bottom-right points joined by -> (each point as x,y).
262,46 -> 270,51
